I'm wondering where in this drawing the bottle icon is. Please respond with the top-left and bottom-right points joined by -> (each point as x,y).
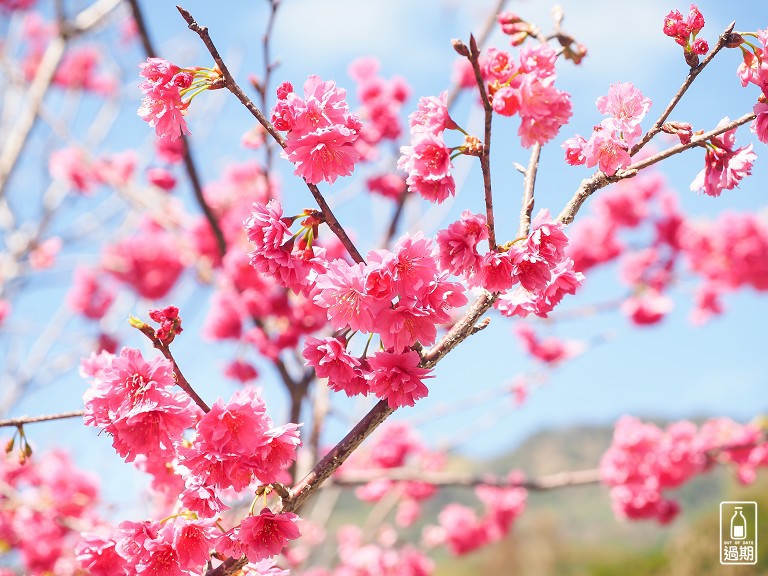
731,506 -> 747,540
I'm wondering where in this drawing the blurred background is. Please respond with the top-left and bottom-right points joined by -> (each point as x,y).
1,0 -> 767,573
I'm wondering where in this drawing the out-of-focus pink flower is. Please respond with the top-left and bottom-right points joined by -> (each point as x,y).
146,167 -> 177,191
49,147 -> 102,194
68,267 -> 114,320
621,288 -> 674,325
103,225 -> 184,300
223,359 -> 259,383
366,173 -> 406,200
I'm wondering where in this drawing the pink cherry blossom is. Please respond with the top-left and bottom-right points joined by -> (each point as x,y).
313,260 -> 384,333
367,350 -> 432,409
690,118 -> 757,197
596,82 -> 652,137
82,347 -> 197,463
283,124 -> 361,185
238,509 -> 300,562
750,101 -> 768,143
516,75 -> 573,147
561,135 -> 587,165
102,224 -> 184,300
621,289 -> 674,325
67,267 -> 114,320
224,359 -> 259,383
582,126 -> 632,176
408,92 -> 456,136
436,210 -> 488,277
303,336 -> 369,397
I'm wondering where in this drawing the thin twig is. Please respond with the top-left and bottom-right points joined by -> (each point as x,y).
176,5 -> 364,264
422,291 -> 497,368
557,112 -> 756,225
134,324 -> 211,413
128,0 -> 226,258
631,21 -> 737,156
0,410 -> 85,428
466,34 -> 497,249
284,399 -> 394,513
446,0 -> 508,109
333,467 -> 602,490
0,0 -> 120,201
259,0 -> 281,176
382,184 -> 409,248
517,143 -> 541,238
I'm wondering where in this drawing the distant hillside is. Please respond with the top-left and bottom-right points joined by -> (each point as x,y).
304,423 -> 768,576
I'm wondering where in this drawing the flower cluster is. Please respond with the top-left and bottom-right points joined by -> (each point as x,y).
348,57 -> 410,153
690,117 -> 757,197
397,92 -> 460,204
663,4 -> 709,66
0,446 -> 101,574
339,423 -> 446,527
102,220 -> 185,300
81,344 -> 303,569
426,473 -> 527,556
138,57 -> 219,141
303,233 -> 467,408
431,208 -> 583,318
514,323 -> 584,364
562,82 -> 651,176
480,43 -> 573,147
271,75 -> 363,185
82,347 -> 199,464
601,416 -> 768,523
149,305 -> 183,345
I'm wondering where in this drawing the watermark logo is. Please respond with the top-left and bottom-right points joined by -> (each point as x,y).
720,501 -> 758,565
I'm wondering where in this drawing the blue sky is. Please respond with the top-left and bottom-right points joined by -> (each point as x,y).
5,0 -> 768,507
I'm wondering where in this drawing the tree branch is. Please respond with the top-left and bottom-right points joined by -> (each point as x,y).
517,143 -> 541,238
631,21 -> 737,156
0,410 -> 85,428
557,112 -> 756,225
176,5 -> 364,264
466,34 -> 497,250
128,0 -> 227,258
333,467 -> 602,490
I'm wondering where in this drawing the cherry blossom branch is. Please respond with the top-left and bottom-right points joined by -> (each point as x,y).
422,291 -> 497,368
257,0 -> 281,175
631,21 -> 737,156
382,185 -> 409,248
517,143 -> 541,238
462,35 -> 497,249
0,410 -> 85,428
557,112 -> 756,225
176,5 -> 364,264
333,467 -> 602,490
446,0 -> 508,108
133,323 -> 211,413
283,399 -> 394,513
128,0 -> 227,258
0,0 -> 120,202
